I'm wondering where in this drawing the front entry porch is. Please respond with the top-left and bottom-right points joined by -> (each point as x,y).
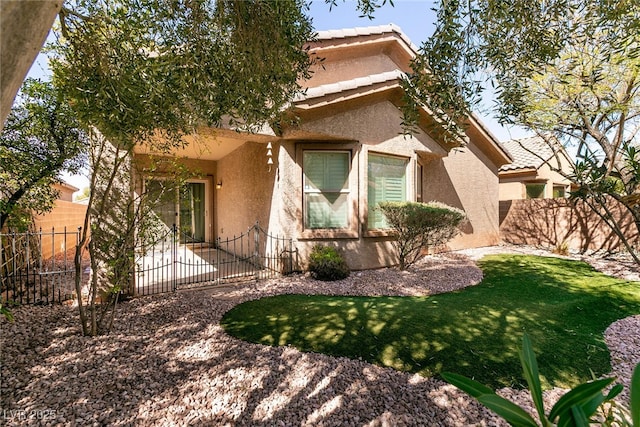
134,223 -> 299,296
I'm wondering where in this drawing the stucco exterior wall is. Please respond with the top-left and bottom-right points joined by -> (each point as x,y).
273,100 -> 500,270
215,142 -> 277,240
424,140 -> 502,250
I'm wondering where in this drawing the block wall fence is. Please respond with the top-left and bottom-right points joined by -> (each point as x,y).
32,200 -> 88,260
499,198 -> 638,253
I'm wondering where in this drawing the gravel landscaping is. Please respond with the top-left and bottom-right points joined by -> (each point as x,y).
1,246 -> 638,426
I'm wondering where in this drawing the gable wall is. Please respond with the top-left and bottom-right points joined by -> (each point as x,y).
306,53 -> 402,87
424,140 -> 502,250
273,100 -> 502,269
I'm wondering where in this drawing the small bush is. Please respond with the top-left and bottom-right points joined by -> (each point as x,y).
307,245 -> 350,281
379,201 -> 467,269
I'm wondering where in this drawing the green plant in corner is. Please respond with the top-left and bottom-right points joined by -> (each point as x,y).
0,301 -> 15,322
307,245 -> 350,281
442,334 -> 640,426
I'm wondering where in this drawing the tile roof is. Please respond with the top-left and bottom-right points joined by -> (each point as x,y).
499,136 -> 557,171
315,24 -> 420,52
295,69 -> 404,103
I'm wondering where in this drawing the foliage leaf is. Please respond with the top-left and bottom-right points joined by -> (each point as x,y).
548,378 -> 615,422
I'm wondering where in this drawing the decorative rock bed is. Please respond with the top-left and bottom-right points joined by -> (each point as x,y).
1,247 -> 637,426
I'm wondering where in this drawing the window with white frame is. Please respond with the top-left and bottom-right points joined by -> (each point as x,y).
303,151 -> 350,229
368,153 -> 408,229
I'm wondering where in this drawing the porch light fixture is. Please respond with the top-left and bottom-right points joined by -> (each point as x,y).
216,180 -> 222,190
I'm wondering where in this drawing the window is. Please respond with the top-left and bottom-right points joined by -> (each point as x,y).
303,151 -> 350,229
553,185 -> 566,198
525,183 -> 546,199
368,153 -> 408,228
147,179 -> 209,243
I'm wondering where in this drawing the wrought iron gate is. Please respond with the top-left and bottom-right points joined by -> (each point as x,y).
1,227 -> 84,305
135,222 -> 299,296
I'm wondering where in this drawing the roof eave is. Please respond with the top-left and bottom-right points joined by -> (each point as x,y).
465,114 -> 513,167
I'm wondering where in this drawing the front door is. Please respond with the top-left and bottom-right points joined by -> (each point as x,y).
179,182 -> 206,243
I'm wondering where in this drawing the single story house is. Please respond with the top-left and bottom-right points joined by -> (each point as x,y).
133,24 -> 512,270
499,136 -> 575,201
53,181 -> 79,203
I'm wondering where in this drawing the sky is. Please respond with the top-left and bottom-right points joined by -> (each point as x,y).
27,0 -> 531,190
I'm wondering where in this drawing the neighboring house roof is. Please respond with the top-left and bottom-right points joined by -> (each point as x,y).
500,136 -> 559,172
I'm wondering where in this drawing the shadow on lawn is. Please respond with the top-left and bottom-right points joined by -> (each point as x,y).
1,291 -> 496,426
2,255 -> 638,425
222,255 -> 640,390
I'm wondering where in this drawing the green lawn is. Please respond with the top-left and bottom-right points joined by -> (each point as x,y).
221,255 -> 640,389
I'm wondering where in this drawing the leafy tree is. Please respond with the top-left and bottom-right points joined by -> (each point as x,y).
48,0 -> 318,335
518,27 -> 640,262
379,201 -> 467,270
74,133 -> 191,335
0,78 -> 86,230
419,1 -> 640,262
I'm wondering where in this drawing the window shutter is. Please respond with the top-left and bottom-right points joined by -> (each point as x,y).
303,151 -> 350,229
368,154 -> 408,228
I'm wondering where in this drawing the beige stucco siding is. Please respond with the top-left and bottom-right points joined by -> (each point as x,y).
424,140 -> 501,250
215,142 -> 277,240
273,100 -> 495,270
299,101 -> 445,155
306,53 -> 403,88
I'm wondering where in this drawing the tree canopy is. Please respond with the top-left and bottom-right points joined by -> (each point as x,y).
0,79 -> 86,230
419,0 -> 640,133
51,0 -> 316,148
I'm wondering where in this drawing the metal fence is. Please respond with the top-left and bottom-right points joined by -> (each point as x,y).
135,222 -> 299,296
1,223 -> 298,305
1,227 -> 84,305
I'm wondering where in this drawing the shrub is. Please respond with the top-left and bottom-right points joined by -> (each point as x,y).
307,245 -> 350,281
378,201 -> 467,269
